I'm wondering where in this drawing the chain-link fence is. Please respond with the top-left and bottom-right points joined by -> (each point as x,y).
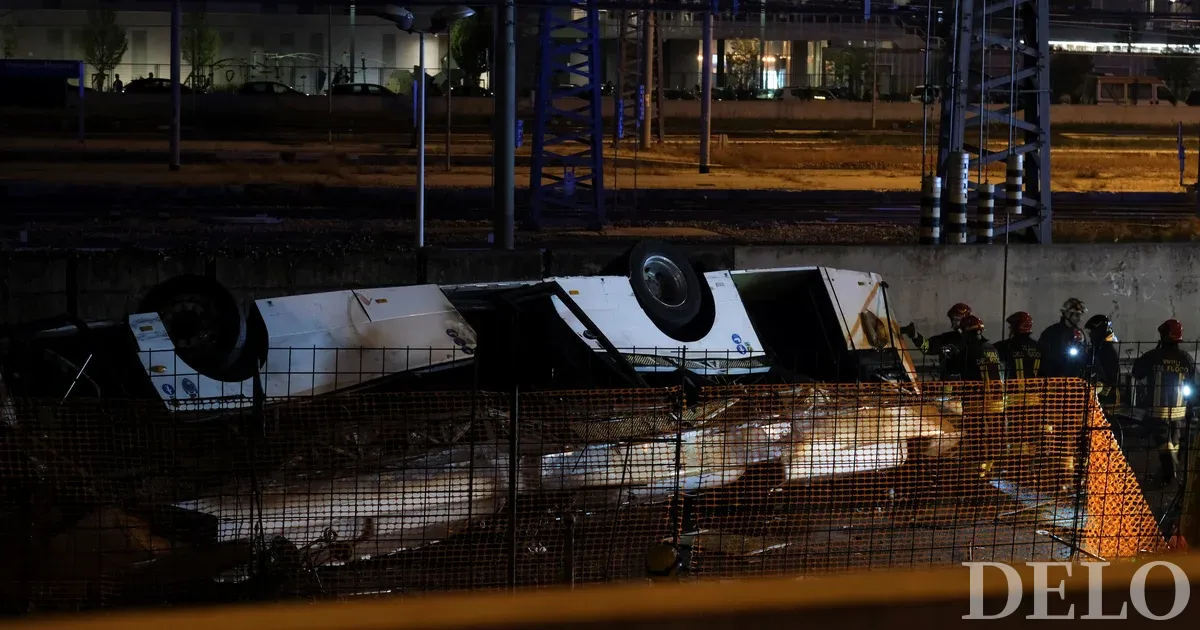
0,369 -> 1180,614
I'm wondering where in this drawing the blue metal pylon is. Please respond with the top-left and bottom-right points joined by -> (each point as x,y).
529,0 -> 606,230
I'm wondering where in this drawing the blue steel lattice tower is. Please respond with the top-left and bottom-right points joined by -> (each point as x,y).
936,0 -> 1052,243
528,0 -> 607,230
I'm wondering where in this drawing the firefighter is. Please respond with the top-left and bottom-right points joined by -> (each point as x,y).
995,311 -> 1042,380
949,315 -> 1001,382
1132,319 -> 1196,485
901,303 -> 972,377
1085,314 -> 1122,404
1039,298 -> 1089,378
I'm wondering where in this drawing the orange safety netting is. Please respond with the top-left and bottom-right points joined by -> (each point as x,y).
1079,402 -> 1168,560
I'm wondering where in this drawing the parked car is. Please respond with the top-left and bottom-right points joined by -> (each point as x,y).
329,82 -> 396,96
664,88 -> 697,100
124,77 -> 200,94
776,87 -> 838,101
238,80 -> 305,95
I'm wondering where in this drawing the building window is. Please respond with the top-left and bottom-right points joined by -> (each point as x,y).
221,32 -> 235,48
46,29 -> 65,59
69,30 -> 83,57
250,30 -> 265,49
381,33 -> 396,67
309,32 -> 324,57
131,30 -> 147,65
280,32 -> 295,49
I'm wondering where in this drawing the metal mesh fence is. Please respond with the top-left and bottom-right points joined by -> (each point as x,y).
0,378 -> 1182,614
688,379 -> 1095,578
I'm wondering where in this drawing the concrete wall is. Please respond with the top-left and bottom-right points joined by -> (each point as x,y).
50,94 -> 1200,128
4,243 -> 1198,344
737,244 -> 1200,343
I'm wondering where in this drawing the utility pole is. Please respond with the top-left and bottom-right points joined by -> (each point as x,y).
654,12 -> 666,143
700,10 -> 713,174
640,7 -> 653,149
169,0 -> 180,171
327,3 -> 333,144
758,6 -> 766,88
871,17 -> 878,130
349,2 -> 357,81
494,0 -> 516,249
417,32 -> 426,247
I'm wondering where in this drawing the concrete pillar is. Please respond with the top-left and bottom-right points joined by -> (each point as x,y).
669,39 -> 698,89
789,40 -> 808,86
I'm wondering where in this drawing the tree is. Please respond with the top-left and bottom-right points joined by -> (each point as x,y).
183,12 -> 221,89
724,39 -> 759,88
1154,54 -> 1197,102
449,9 -> 491,88
79,9 -> 128,90
1049,53 -> 1093,104
0,11 -> 19,59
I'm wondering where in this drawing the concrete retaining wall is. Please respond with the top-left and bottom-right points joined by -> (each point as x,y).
737,244 -> 1200,342
4,243 -> 1195,343
38,94 -> 1200,128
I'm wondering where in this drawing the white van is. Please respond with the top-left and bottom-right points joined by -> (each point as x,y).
1093,75 -> 1177,105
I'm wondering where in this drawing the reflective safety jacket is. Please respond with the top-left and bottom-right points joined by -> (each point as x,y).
1132,343 -> 1196,419
995,334 -> 1043,380
948,339 -> 1002,382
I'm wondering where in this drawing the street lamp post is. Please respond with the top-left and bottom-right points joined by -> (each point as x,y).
375,5 -> 475,248
418,32 -> 426,246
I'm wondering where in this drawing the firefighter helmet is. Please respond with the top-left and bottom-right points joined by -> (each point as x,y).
960,314 -> 985,333
1085,314 -> 1112,336
1006,311 -> 1034,335
1159,319 -> 1184,343
1061,298 -> 1087,317
947,303 -> 973,320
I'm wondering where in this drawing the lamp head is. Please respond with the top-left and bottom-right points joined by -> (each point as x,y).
376,5 -> 474,33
